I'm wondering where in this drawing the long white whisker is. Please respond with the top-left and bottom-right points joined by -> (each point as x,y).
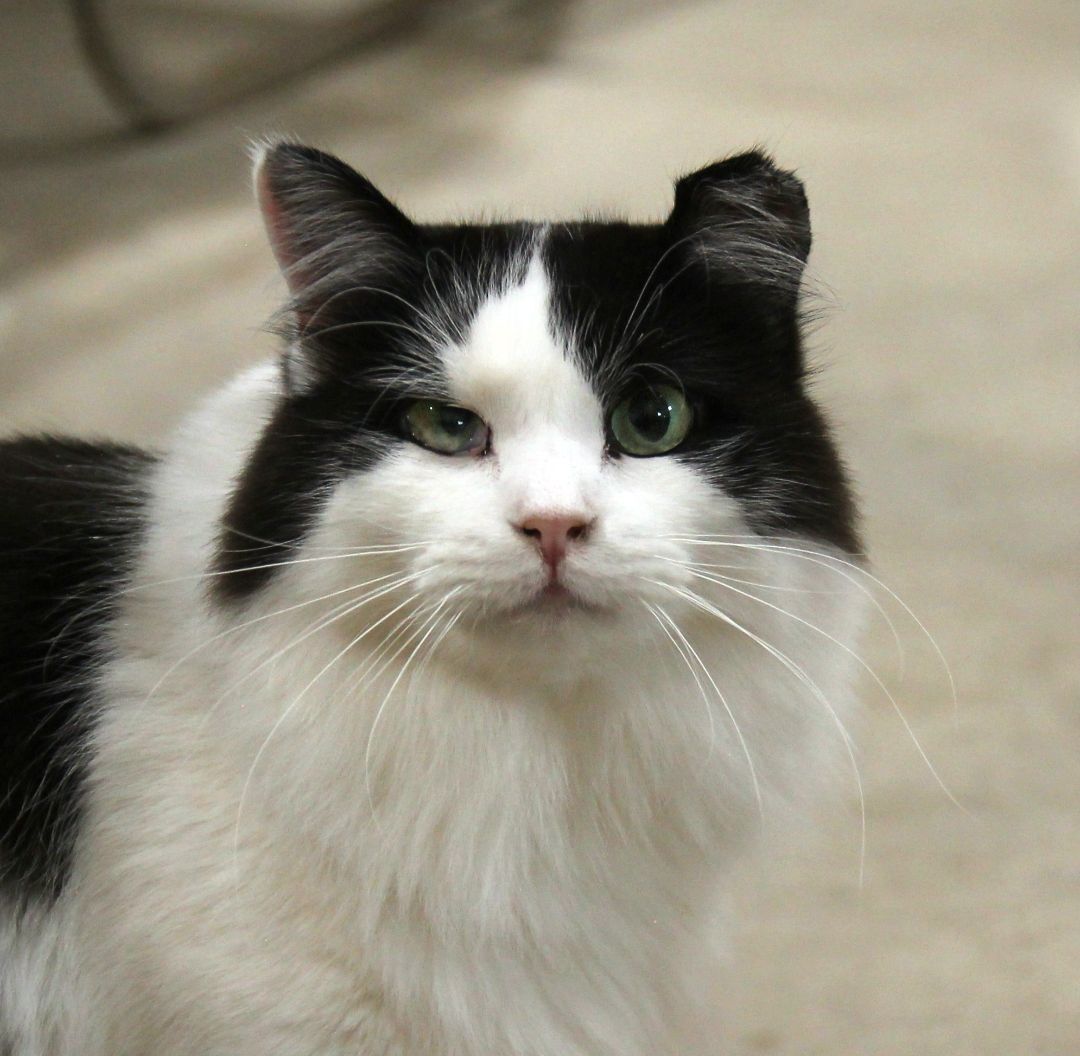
217,527 -> 435,555
192,572 -> 429,755
231,587 -> 434,883
747,541 -> 956,707
646,577 -> 867,886
137,569 -> 410,713
646,602 -> 763,820
670,558 -> 851,595
132,544 -> 430,599
42,543 -> 432,673
363,592 -> 463,826
204,546 -> 429,580
668,537 -> 906,676
683,567 -> 965,812
643,602 -> 716,763
332,601 -> 434,708
414,607 -> 462,684
217,573 -> 425,698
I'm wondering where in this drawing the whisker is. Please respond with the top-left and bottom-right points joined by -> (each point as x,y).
413,607 -> 462,685
645,577 -> 867,886
136,569 -> 410,714
669,558 -> 851,596
216,523 -> 435,556
683,567 -> 965,812
363,592 -> 463,826
200,547 -> 429,580
42,544 -> 428,674
331,600 -> 434,708
667,536 -> 906,675
646,601 -> 763,820
662,531 -> 869,560
643,602 -> 717,763
747,541 -> 957,703
55,543 -> 429,636
230,585 -> 442,885
190,572 -> 429,753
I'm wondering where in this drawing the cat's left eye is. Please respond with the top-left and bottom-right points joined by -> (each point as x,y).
609,384 -> 694,457
404,400 -> 490,456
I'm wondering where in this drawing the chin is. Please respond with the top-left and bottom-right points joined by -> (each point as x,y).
443,581 -> 632,682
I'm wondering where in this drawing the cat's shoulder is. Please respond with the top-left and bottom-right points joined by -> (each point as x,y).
0,435 -> 156,901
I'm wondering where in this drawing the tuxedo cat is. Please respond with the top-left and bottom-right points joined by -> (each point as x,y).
0,144 -> 863,1055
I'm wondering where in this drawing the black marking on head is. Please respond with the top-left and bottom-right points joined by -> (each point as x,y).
0,437 -> 153,902
543,152 -> 858,553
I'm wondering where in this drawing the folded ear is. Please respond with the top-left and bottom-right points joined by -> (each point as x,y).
253,141 -> 420,316
667,151 -> 811,301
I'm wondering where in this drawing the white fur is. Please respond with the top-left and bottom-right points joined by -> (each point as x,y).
2,256 -> 865,1055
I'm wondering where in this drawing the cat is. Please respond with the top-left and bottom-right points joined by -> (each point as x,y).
0,143 -> 864,1055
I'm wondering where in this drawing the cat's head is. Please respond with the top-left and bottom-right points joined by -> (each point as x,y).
216,143 -> 858,673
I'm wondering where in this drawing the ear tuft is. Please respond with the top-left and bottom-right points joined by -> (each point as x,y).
668,151 -> 812,299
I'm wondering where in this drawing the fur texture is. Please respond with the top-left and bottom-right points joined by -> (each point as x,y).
0,144 -> 865,1055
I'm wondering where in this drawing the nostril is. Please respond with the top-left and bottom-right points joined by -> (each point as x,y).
515,515 -> 595,562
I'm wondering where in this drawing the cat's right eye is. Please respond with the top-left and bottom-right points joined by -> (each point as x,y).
403,400 -> 490,456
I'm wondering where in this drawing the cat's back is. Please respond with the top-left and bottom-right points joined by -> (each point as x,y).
0,436 -> 154,901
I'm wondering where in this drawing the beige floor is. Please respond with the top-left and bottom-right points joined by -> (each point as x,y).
2,1 -> 1078,1052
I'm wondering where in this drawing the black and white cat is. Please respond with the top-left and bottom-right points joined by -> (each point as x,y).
0,144 -> 864,1055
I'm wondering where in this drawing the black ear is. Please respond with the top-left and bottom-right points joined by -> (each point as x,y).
667,151 -> 811,301
253,141 -> 420,318
253,142 -> 424,391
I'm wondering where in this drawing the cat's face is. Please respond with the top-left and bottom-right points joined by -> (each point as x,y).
216,144 -> 857,669
328,255 -> 726,637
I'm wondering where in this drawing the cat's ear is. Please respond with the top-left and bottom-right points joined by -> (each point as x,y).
666,151 -> 811,302
253,142 -> 422,390
253,140 -> 420,313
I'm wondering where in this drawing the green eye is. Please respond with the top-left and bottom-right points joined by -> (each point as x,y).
404,400 -> 489,456
610,384 -> 693,457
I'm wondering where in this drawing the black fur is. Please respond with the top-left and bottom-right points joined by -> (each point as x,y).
0,437 -> 153,900
216,145 -> 858,604
542,225 -> 859,551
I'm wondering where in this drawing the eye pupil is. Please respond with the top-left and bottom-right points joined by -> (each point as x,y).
439,407 -> 469,434
628,394 -> 672,443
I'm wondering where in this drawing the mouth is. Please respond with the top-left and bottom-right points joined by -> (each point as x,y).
505,580 -> 610,621
539,582 -> 573,602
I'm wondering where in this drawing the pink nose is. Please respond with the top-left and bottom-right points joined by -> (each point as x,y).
517,514 -> 592,574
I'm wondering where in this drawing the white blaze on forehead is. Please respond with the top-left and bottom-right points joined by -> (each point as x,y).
443,251 -> 605,519
443,253 -> 601,445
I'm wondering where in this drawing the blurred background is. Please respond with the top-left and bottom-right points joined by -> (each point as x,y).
1,0 -> 1077,1051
